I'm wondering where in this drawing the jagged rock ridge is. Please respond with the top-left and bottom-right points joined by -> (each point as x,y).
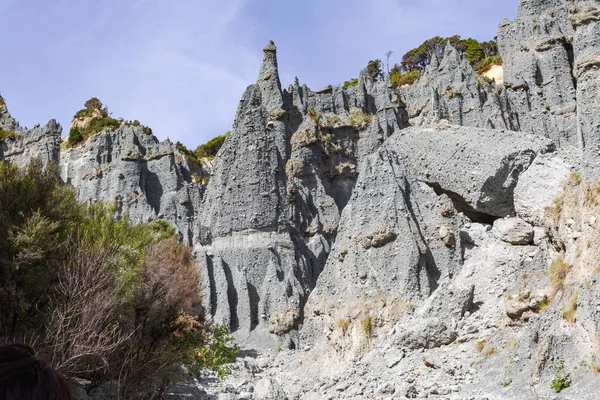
3,1 -> 600,398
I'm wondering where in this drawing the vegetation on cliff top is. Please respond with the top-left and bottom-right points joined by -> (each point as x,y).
345,35 -> 501,89
0,159 -> 239,395
67,97 -> 153,147
176,130 -> 231,165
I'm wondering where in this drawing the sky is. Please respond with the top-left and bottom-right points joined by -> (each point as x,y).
0,0 -> 519,148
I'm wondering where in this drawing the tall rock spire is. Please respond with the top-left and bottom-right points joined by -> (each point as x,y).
257,40 -> 284,110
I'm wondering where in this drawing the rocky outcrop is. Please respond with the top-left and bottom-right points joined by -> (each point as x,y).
301,124 -> 552,347
196,42 -> 410,344
400,45 -> 516,131
0,101 -> 61,168
60,126 -> 203,245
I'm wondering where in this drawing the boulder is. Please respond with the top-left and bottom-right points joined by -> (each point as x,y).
513,154 -> 572,224
492,217 -> 534,245
393,317 -> 458,350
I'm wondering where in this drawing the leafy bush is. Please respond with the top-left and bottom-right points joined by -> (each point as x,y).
195,131 -> 231,158
189,324 -> 240,379
350,112 -> 373,130
475,55 -> 503,73
0,128 -> 16,141
177,131 -> 231,166
342,78 -> 359,90
67,116 -> 121,147
68,98 -> 153,147
365,59 -> 384,82
390,70 -> 422,88
0,159 -> 239,395
550,360 -> 570,393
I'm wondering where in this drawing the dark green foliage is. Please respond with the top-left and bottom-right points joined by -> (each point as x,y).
195,131 -> 231,158
177,131 -> 232,165
67,126 -> 84,146
343,78 -> 359,90
0,160 -> 240,394
188,324 -> 240,379
69,99 -> 153,147
67,116 -> 122,146
0,95 -> 6,107
461,38 -> 485,65
400,36 -> 498,73
75,97 -> 109,119
0,160 -> 84,336
365,59 -> 384,82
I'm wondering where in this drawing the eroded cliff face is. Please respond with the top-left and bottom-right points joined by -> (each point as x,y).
0,102 -> 61,168
195,42 -> 409,344
4,0 -> 600,398
60,127 -> 203,245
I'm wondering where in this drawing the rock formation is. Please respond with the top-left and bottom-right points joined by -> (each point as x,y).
4,0 -> 600,398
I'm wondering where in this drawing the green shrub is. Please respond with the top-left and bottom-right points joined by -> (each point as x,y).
475,54 -> 503,73
195,131 -> 231,158
550,360 -> 570,393
67,116 -> 121,147
177,132 -> 231,166
188,324 -> 240,379
350,112 -> 373,130
68,127 -> 85,146
0,159 -> 239,394
69,98 -> 153,147
390,70 -> 422,88
343,78 -> 359,90
0,128 -> 16,141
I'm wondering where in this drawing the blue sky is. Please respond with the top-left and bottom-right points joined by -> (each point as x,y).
0,0 -> 518,148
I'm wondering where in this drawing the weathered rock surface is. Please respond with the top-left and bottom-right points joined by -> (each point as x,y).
7,0 -> 600,398
195,41 -> 410,345
492,216 -> 534,245
401,44 -> 516,131
60,126 -> 203,244
0,101 -> 61,168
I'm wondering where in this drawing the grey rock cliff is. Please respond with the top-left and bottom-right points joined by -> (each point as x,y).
196,41 -> 410,344
60,126 -> 203,244
0,102 -> 61,168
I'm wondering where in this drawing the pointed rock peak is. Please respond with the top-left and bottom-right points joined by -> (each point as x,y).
257,41 -> 283,109
263,40 -> 277,53
0,95 -> 17,130
440,43 -> 461,69
460,56 -> 472,71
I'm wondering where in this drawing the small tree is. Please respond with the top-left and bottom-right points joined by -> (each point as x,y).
365,59 -> 384,82
84,97 -> 103,111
